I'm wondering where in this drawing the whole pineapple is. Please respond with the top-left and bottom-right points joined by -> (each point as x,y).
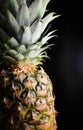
0,0 -> 59,130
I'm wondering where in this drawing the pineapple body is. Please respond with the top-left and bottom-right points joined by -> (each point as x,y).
0,0 -> 59,129
0,64 -> 57,130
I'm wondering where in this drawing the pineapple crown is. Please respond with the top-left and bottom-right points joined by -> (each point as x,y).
0,0 -> 59,65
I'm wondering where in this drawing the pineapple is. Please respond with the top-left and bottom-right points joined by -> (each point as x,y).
0,0 -> 59,130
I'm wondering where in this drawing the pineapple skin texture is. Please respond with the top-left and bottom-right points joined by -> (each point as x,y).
0,64 -> 57,130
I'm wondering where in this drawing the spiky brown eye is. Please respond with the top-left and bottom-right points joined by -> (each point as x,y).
36,72 -> 48,84
20,89 -> 28,99
47,91 -> 55,103
23,75 -> 28,83
25,109 -> 40,124
37,73 -> 43,78
39,116 -> 49,124
45,105 -> 54,116
36,84 -> 42,91
47,91 -> 52,97
36,73 -> 43,80
29,91 -> 36,98
25,110 -> 32,121
35,82 -> 47,96
32,110 -> 39,119
14,81 -> 23,90
36,83 -> 46,91
36,98 -> 46,106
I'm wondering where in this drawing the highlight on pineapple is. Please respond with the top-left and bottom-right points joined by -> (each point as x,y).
0,0 -> 59,130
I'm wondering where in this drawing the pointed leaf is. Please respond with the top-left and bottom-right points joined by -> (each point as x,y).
28,44 -> 38,50
6,9 -> 20,36
7,0 -> 19,17
29,0 -> 42,24
0,13 -> 6,30
0,28 -> 8,42
4,44 -> 10,51
21,26 -> 32,45
7,37 -> 19,49
26,50 -> 36,58
38,51 -> 48,59
16,0 -> 22,5
31,20 -> 43,43
28,42 -> 42,50
41,30 -> 57,44
16,53 -> 24,60
3,55 -> 16,63
17,0 -> 30,26
18,45 -> 27,54
33,44 -> 53,57
8,49 -> 18,57
42,35 -> 56,44
39,0 -> 51,18
26,0 -> 33,6
7,49 -> 24,60
42,13 -> 59,33
24,58 -> 38,65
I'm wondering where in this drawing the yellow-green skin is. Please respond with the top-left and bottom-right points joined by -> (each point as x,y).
0,64 -> 57,130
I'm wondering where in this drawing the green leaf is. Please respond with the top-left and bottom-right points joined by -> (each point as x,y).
31,20 -> 43,43
7,49 -> 24,61
0,13 -> 6,30
17,0 -> 30,26
6,9 -> 20,37
21,26 -> 32,45
18,45 -> 27,54
42,13 -> 60,33
33,44 -> 53,57
4,44 -> 10,51
39,0 -> 51,18
0,27 -> 8,42
29,0 -> 42,24
3,55 -> 16,63
25,50 -> 36,58
28,42 -> 41,50
6,37 -> 19,49
16,0 -> 22,5
41,30 -> 57,44
7,0 -> 19,17
8,49 -> 18,57
16,53 -> 24,60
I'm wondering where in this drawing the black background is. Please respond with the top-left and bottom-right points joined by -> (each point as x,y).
43,0 -> 83,130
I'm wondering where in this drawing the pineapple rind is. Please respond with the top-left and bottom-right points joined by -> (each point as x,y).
0,65 -> 56,130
